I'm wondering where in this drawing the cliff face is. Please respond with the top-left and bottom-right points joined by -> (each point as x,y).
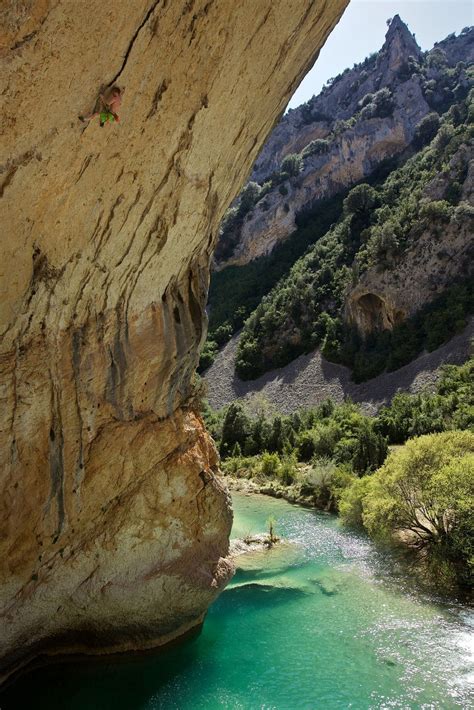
346,143 -> 474,335
0,0 -> 348,681
215,19 -> 473,268
249,15 -> 423,184
224,79 -> 428,266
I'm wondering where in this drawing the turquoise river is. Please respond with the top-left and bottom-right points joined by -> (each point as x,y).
2,492 -> 473,709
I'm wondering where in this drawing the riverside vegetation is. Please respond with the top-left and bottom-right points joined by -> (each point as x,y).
202,357 -> 474,589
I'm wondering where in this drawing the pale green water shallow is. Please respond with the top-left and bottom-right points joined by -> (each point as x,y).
2,492 -> 473,709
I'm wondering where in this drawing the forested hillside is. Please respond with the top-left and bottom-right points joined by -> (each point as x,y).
235,102 -> 473,380
201,20 -> 473,384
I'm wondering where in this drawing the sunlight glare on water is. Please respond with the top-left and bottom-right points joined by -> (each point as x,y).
2,492 -> 473,710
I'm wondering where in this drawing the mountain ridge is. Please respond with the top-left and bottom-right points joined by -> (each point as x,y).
214,18 -> 473,269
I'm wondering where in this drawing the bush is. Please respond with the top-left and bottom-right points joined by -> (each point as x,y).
339,476 -> 372,528
299,459 -> 355,511
426,47 -> 448,69
419,199 -> 453,223
413,113 -> 440,148
343,184 -> 377,215
261,452 -> 281,477
351,431 -> 474,586
312,422 -> 342,458
298,430 -> 318,461
302,139 -> 331,158
239,181 -> 262,214
279,454 -> 297,485
359,88 -> 394,120
198,339 -> 218,372
280,153 -> 303,177
213,323 -> 233,346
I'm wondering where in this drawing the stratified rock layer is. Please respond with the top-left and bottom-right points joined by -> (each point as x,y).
0,0 -> 348,682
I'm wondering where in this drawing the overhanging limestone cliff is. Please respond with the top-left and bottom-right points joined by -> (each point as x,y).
0,0 -> 348,681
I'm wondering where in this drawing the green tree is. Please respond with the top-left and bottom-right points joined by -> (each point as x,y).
413,112 -> 440,148
349,431 -> 474,585
343,184 -> 377,216
339,476 -> 372,528
351,418 -> 388,475
269,416 -> 285,453
281,153 -> 303,177
220,403 -> 251,457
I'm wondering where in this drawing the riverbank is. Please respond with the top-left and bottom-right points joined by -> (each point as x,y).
222,472 -> 334,510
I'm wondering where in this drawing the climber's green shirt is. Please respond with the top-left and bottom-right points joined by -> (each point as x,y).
100,111 -> 115,124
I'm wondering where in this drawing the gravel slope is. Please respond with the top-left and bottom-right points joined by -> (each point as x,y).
204,318 -> 473,414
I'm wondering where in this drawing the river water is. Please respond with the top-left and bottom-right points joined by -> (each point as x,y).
2,492 -> 473,709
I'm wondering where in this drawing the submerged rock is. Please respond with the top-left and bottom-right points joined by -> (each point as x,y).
230,534 -> 284,557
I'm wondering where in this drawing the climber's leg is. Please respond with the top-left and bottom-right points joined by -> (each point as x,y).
79,112 -> 100,122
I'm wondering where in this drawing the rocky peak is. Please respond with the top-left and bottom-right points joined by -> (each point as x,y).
384,14 -> 421,58
216,20 -> 471,269
376,15 -> 422,84
248,16 -> 424,185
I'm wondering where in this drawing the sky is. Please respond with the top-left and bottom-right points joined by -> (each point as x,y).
287,0 -> 473,109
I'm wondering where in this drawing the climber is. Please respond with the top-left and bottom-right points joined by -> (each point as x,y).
79,86 -> 124,127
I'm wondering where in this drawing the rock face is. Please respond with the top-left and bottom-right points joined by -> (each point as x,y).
250,15 -> 423,184
215,19 -> 473,268
346,142 -> 474,335
0,0 -> 348,682
223,80 -> 428,266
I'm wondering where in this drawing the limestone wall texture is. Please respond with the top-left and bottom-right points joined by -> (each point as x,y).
0,0 -> 348,682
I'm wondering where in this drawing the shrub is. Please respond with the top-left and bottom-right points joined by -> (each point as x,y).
280,153 -> 303,177
239,181 -> 262,213
298,430 -> 318,461
312,421 -> 342,458
362,431 -> 474,585
419,199 -> 453,223
339,476 -> 373,528
300,459 -> 354,511
198,339 -> 218,372
261,452 -> 281,477
279,453 -> 297,485
333,118 -> 355,136
359,88 -> 394,120
302,139 -> 330,158
213,323 -> 233,346
413,113 -> 440,148
343,184 -> 378,215
426,47 -> 448,69
453,201 -> 474,222
358,92 -> 374,109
